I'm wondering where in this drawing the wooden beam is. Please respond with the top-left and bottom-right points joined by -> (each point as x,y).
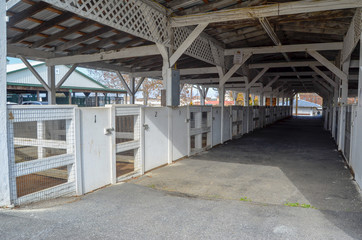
313,75 -> 333,92
9,12 -> 74,44
74,32 -> 129,54
116,71 -> 132,95
220,52 -> 252,85
171,0 -> 362,27
55,26 -> 113,52
307,50 -> 347,82
31,20 -> 94,49
18,56 -> 50,92
249,61 -> 324,69
245,67 -> 269,90
55,64 -> 78,89
224,42 -> 343,56
134,77 -> 146,93
7,2 -> 49,28
265,75 -> 280,88
181,77 -> 247,84
47,45 -> 160,66
7,45 -> 56,60
309,65 -> 338,88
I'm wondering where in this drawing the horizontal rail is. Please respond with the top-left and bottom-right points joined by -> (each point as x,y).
16,182 -> 76,205
16,154 -> 74,177
116,140 -> 140,153
14,138 -> 67,149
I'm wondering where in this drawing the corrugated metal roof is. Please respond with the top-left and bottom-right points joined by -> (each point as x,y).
297,100 -> 322,108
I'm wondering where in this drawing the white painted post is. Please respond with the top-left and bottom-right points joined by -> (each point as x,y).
74,107 -> 83,195
37,121 -> 45,159
331,86 -> 339,138
246,89 -> 251,132
219,86 -> 225,143
195,111 -> 202,149
47,66 -> 56,104
338,59 -> 350,150
0,0 -> 11,207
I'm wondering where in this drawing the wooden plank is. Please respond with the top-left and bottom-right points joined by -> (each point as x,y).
307,50 -> 348,82
9,12 -> 74,44
7,2 -> 49,28
74,32 -> 128,53
31,20 -> 94,49
55,26 -> 113,52
47,45 -> 160,66
171,0 -> 362,27
225,42 -> 343,56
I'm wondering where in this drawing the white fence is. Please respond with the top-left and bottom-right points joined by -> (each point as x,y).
7,105 -> 80,205
4,105 -> 292,205
324,104 -> 362,189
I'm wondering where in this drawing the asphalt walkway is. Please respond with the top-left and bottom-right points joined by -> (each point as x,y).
1,116 -> 361,239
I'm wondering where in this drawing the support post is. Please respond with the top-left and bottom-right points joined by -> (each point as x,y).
219,85 -> 225,143
47,66 -> 56,104
0,0 -> 11,207
337,58 -> 350,150
130,77 -> 135,104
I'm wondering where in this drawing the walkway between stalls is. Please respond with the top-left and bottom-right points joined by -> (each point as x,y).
1,117 -> 362,239
132,116 -> 362,235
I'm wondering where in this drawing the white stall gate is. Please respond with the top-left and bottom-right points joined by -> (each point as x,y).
5,105 -> 292,205
7,106 -> 79,205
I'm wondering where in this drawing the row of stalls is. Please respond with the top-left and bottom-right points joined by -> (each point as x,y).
6,104 -> 292,205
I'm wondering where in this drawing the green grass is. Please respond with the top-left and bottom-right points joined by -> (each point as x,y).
240,197 -> 252,202
284,202 -> 316,209
148,184 -> 156,189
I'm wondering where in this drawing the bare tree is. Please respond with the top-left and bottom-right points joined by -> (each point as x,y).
88,69 -> 163,105
140,78 -> 163,105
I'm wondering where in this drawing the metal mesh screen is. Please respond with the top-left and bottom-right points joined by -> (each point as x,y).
189,106 -> 212,154
7,106 -> 76,205
114,106 -> 141,180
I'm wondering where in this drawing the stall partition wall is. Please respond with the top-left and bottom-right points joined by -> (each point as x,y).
5,105 -> 292,205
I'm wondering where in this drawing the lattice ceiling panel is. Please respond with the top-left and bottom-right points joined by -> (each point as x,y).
43,0 -> 169,44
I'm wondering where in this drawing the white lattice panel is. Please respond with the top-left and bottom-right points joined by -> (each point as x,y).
174,27 -> 221,65
341,8 -> 361,63
43,0 -> 168,44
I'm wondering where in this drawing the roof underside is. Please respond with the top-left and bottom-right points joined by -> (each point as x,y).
5,0 -> 361,96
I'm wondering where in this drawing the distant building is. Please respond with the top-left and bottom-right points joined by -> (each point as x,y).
299,93 -> 323,106
293,99 -> 322,116
7,61 -> 126,106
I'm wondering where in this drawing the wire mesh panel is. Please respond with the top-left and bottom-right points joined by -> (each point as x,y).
344,105 -> 353,162
189,106 -> 212,155
265,107 -> 270,125
232,106 -> 243,138
253,106 -> 260,129
114,106 -> 142,180
7,106 -> 76,205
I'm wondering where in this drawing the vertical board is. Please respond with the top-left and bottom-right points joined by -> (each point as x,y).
223,107 -> 231,142
80,108 -> 112,193
172,107 -> 188,160
212,107 -> 221,145
144,107 -> 168,171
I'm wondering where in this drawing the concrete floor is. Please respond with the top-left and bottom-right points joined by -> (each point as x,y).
1,116 -> 362,239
